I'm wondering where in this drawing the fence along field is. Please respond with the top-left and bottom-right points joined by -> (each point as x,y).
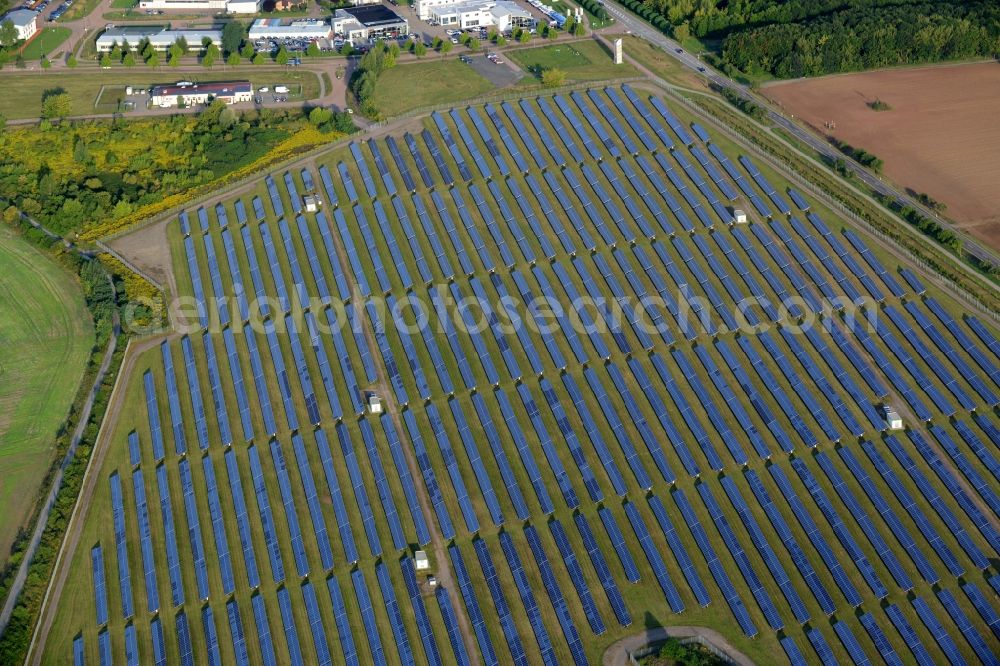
42,84 -> 1000,666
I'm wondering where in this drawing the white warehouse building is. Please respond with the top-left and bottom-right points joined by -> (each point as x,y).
426,0 -> 532,31
248,18 -> 332,41
96,26 -> 223,52
137,0 -> 259,13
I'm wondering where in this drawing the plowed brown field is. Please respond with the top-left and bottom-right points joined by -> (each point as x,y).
764,61 -> 1000,249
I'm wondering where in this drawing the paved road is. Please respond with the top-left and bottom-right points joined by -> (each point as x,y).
601,2 -> 998,269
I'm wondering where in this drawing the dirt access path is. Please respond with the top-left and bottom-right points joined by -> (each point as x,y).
763,61 -> 1000,251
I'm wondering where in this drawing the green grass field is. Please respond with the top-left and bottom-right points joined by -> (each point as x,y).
371,59 -> 496,118
0,69 -> 322,119
0,226 -> 94,561
509,39 -> 638,81
40,85 -> 1000,666
20,27 -> 72,61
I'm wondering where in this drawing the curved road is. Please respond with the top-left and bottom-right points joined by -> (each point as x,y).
600,2 -> 999,269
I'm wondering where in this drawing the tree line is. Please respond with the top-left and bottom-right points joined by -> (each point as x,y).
618,0 -> 1000,78
721,1 -> 1000,78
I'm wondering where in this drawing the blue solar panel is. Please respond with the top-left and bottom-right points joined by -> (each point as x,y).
247,444 -> 285,583
124,622 -> 138,666
179,211 -> 191,236
423,127 -> 456,185
338,160 -> 359,202
402,409 -> 456,540
885,603 -> 935,666
929,424 -> 1000,516
176,611 -> 194,666
160,343 -> 187,455
385,136 -> 416,191
571,512 -> 631,627
236,328 -> 273,437
197,206 -> 210,233
648,95 -> 693,145
313,427 -> 358,564
858,439 -> 963,577
277,586 -> 305,666
335,421 -> 384,556
582,366 -> 651,489
473,539 -> 528,666
448,398 -> 504,525
264,315 -> 298,436
226,598 -> 250,666
641,498 -> 706,612
404,132 -> 435,188
960,581 -> 1000,641
379,414 -> 432,544
834,445 -> 934,586
91,544 -> 108,626
277,315 -> 316,425
97,628 -> 113,666
767,463 -> 863,607
127,430 -> 141,468
623,500 -> 685,614
673,486 -> 759,636
451,108 -> 492,178
806,626 -> 837,665
912,596 -> 964,665
743,468 -> 836,614
446,545 -> 498,666
154,464 -> 184,608
177,458 -> 208,599
832,620 -> 872,666
516,382 -> 579,508
290,433 -> 334,569
548,518 -> 605,634
238,224 -> 269,320
130,469 -> 159,613
109,473 -> 134,619
493,387 -> 554,514
780,635 -> 808,666
301,580 -> 333,666
374,561 -> 417,666
179,337 -> 210,450
436,586 -> 471,666
142,370 -> 165,461
331,207 -> 370,297
366,139 -> 396,195
859,612 -> 903,666
265,174 -> 284,217
202,454 -> 236,594
426,402 -> 480,530
358,417 -> 408,550
553,93 -> 601,160
401,556 -> 443,666
498,531 -> 558,666
937,586 -> 995,663
269,438 -> 310,576
150,617 -> 167,666
258,220 -> 291,312
790,458 -> 889,598
720,475 -> 808,623
903,430 -> 1000,556
524,525 -> 588,665
350,141 -> 379,198
251,594 -> 277,666
487,102 -> 530,173
391,195 -> 433,284
351,569 -> 386,666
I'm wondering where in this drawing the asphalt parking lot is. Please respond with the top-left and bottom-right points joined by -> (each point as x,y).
464,54 -> 523,87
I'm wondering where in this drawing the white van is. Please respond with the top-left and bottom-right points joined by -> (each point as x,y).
274,85 -> 289,94
258,86 -> 269,92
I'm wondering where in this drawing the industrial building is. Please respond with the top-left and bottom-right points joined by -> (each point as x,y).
96,26 -> 223,52
332,5 -> 408,43
425,0 -> 532,31
248,18 -> 332,41
149,81 -> 252,108
137,0 -> 259,13
1,8 -> 38,41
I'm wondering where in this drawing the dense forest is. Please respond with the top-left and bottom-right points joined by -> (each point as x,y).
0,105 -> 328,236
636,0 -> 1000,77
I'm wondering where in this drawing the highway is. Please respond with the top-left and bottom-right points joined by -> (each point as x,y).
601,2 -> 999,269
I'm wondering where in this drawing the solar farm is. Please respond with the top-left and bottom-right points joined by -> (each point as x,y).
44,83 -> 1000,665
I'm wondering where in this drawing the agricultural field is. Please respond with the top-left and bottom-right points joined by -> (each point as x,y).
40,84 -> 1000,666
764,61 -> 1000,251
0,226 -> 94,561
